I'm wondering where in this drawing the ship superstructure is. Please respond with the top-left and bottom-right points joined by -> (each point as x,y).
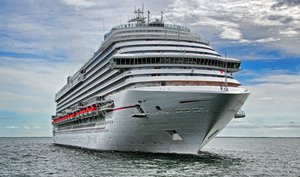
52,7 -> 249,154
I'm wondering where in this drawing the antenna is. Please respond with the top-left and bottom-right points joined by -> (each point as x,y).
147,10 -> 150,24
128,5 -> 146,24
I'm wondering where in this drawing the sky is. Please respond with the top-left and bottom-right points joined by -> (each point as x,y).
0,0 -> 299,137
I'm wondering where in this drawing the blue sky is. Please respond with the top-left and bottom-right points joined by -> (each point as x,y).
0,0 -> 299,137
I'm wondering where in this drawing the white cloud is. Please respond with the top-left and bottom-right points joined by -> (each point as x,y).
219,26 -> 242,40
220,71 -> 300,137
254,37 -> 280,43
61,0 -> 96,9
24,126 -> 31,129
279,28 -> 299,37
6,126 -> 17,129
166,0 -> 300,55
254,97 -> 273,100
0,57 -> 79,115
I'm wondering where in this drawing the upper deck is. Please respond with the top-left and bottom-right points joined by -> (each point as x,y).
104,23 -> 191,39
102,22 -> 209,46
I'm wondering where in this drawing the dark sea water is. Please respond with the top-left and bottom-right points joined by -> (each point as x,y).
0,137 -> 299,177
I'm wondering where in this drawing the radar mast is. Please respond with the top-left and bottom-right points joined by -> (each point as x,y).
128,5 -> 146,24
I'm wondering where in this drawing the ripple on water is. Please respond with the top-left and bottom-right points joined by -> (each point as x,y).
0,137 -> 299,177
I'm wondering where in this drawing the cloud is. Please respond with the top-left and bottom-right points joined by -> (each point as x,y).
254,37 -> 280,43
0,1 -> 107,64
271,0 -> 300,9
60,0 -> 96,9
227,121 -> 300,129
219,26 -> 242,40
222,70 -> 300,136
251,71 -> 300,84
0,56 -> 78,115
6,126 -> 17,129
24,126 -> 31,129
166,0 -> 300,55
279,28 -> 299,37
254,97 -> 273,100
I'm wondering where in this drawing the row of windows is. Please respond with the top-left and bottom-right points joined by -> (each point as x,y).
56,116 -> 101,130
56,47 -> 114,101
107,34 -> 203,49
117,43 -> 214,52
107,29 -> 190,37
57,65 -> 111,103
106,24 -> 190,39
58,71 -> 140,112
113,57 -> 240,69
123,50 -> 219,57
57,70 -> 122,110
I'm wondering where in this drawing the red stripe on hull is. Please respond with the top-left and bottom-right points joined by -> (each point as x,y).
111,105 -> 137,111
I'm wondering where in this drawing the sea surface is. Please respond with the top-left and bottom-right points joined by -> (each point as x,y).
0,137 -> 299,177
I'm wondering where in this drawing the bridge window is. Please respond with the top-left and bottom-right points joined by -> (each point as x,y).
113,57 -> 240,70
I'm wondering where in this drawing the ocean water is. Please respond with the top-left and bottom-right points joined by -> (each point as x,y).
0,137 -> 299,177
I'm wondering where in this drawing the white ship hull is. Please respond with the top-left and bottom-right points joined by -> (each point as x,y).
54,86 -> 249,154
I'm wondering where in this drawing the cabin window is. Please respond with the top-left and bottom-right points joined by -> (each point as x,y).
113,56 -> 239,70
212,60 -> 216,66
199,59 -> 203,65
192,58 -> 197,64
208,59 -> 212,66
219,61 -> 223,67
115,59 -> 119,65
151,58 -> 155,64
173,58 -> 178,64
142,58 -> 146,64
121,59 -> 125,65
157,58 -> 161,64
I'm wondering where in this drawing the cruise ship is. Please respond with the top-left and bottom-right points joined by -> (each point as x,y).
52,7 -> 249,154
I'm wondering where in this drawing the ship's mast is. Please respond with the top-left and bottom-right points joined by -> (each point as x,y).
128,5 -> 146,24
147,10 -> 150,24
